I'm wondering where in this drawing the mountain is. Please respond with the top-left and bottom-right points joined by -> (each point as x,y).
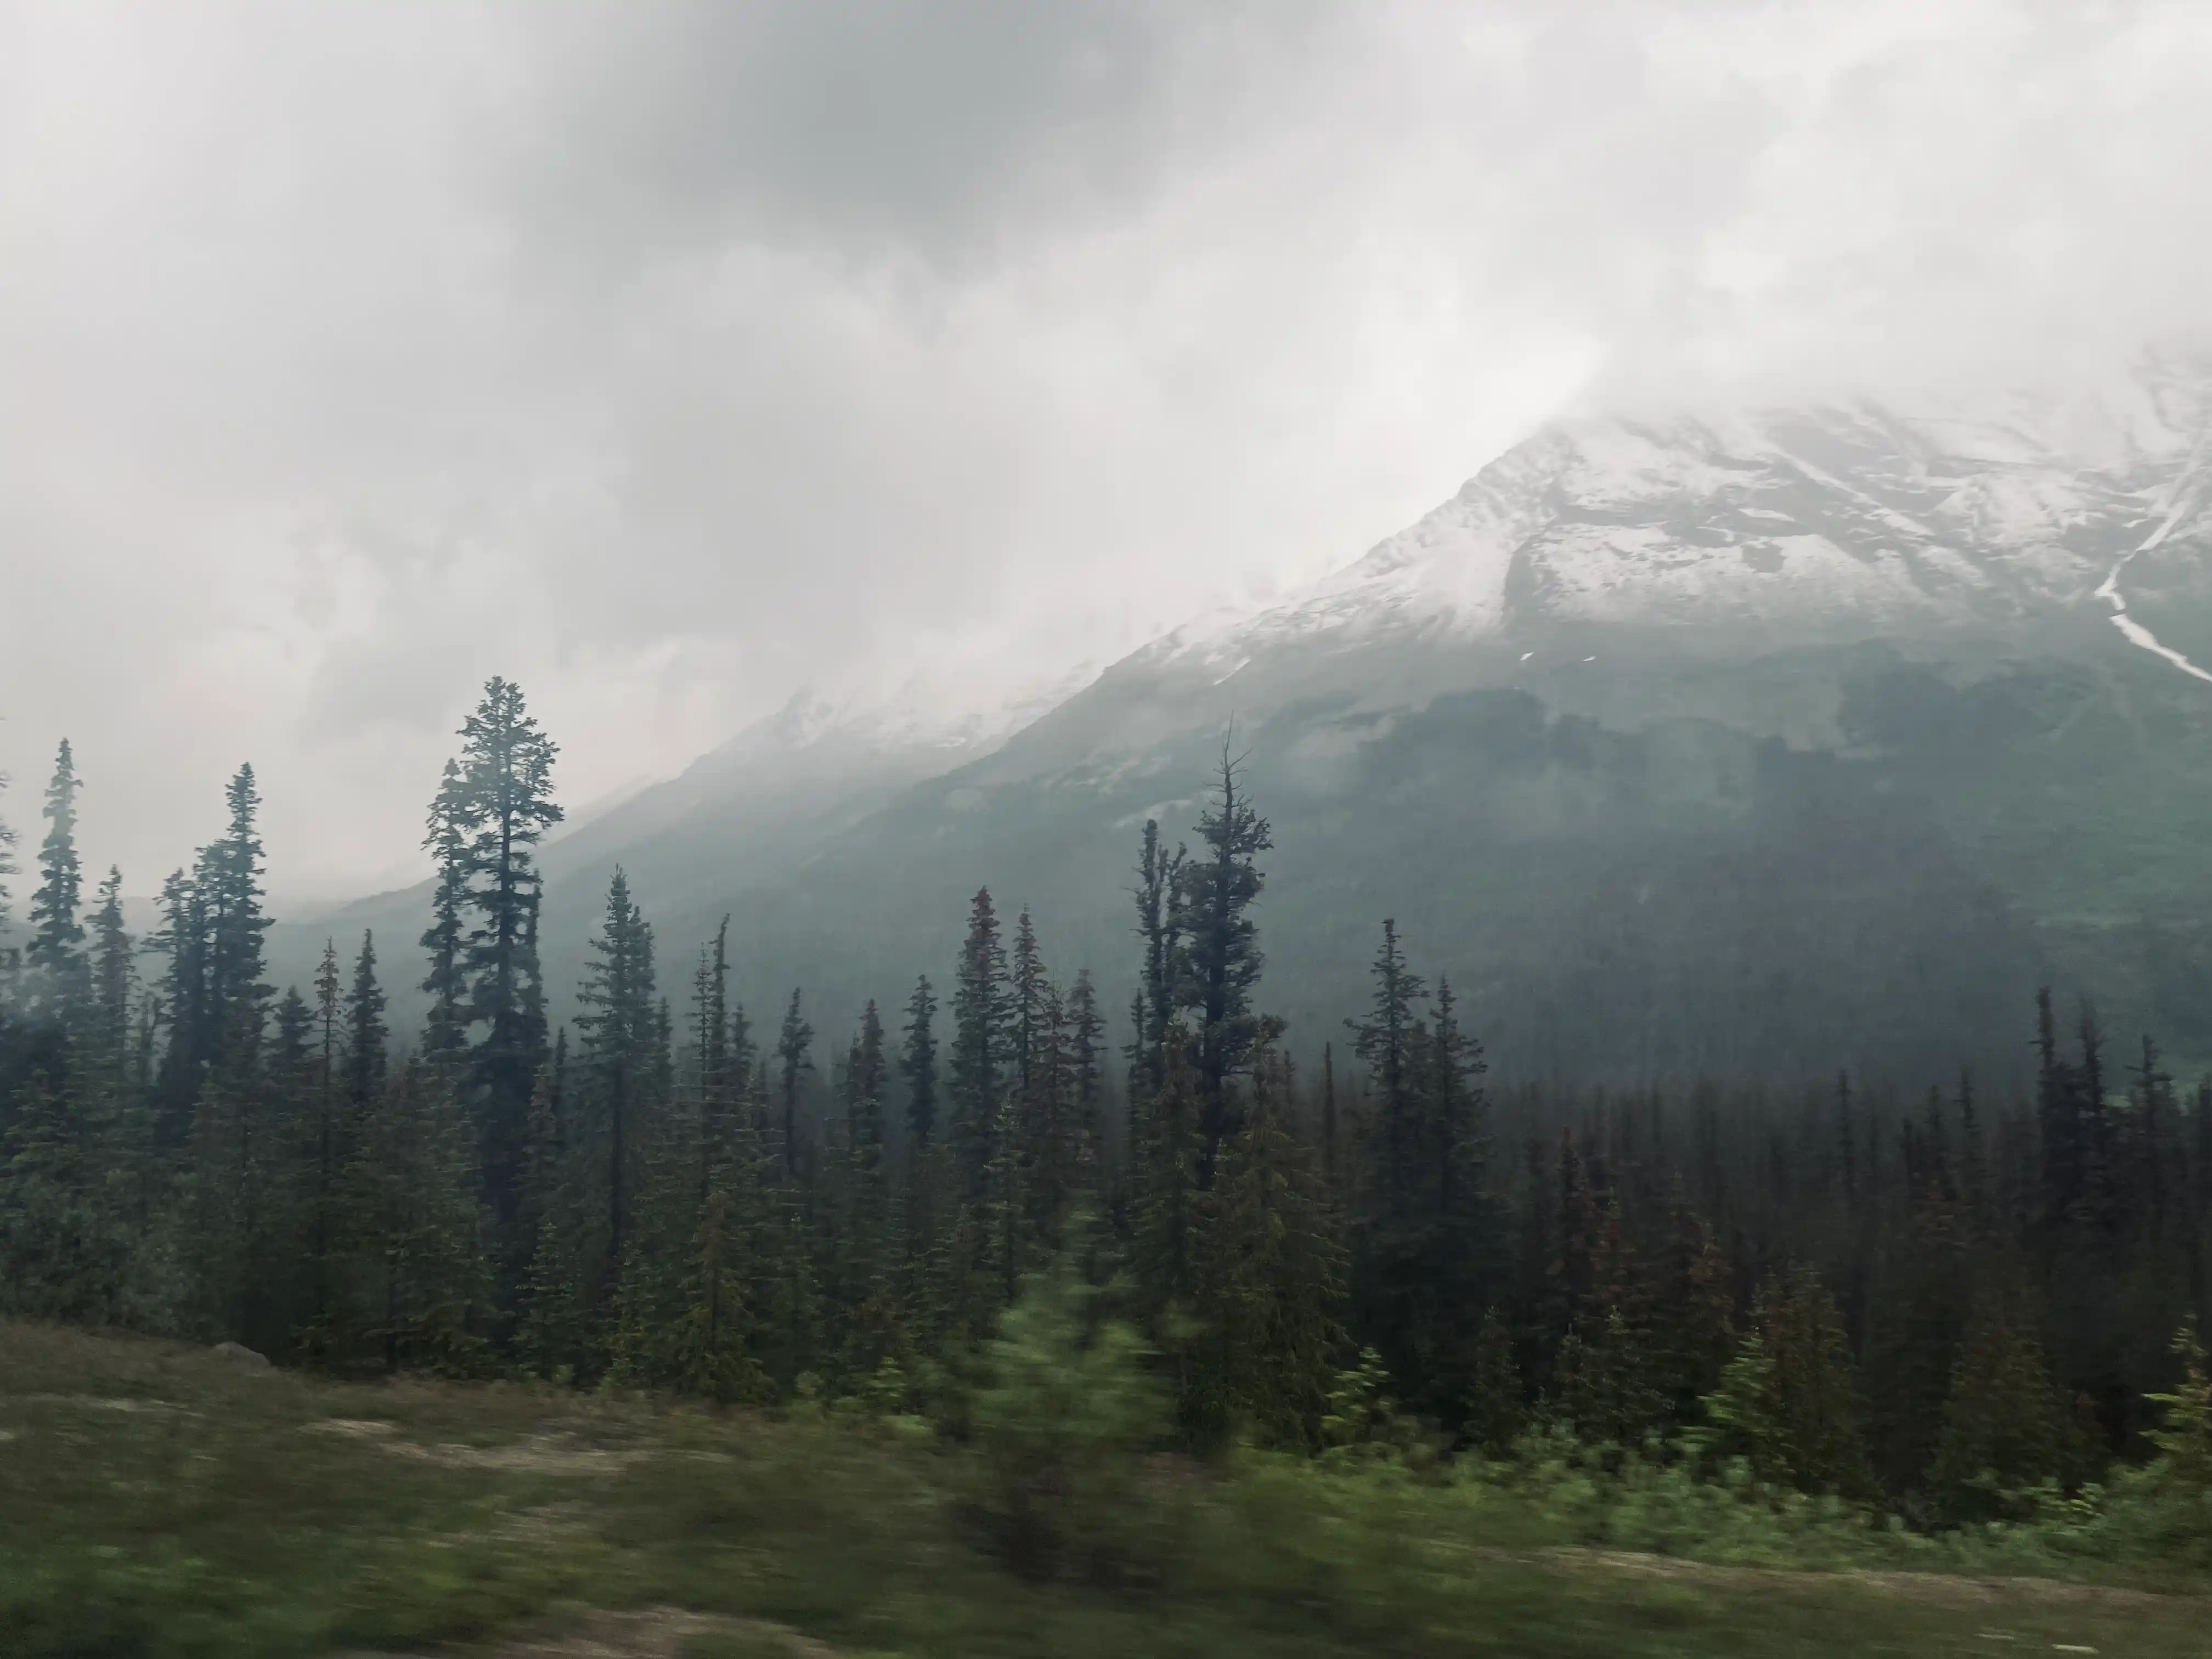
272,351 -> 2212,1087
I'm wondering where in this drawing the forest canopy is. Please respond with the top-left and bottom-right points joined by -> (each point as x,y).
1,677 -> 2208,1536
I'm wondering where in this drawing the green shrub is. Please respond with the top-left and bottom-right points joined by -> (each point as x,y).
968,1259 -> 1182,1584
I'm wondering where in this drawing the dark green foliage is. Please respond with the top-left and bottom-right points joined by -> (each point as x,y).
901,972 -> 938,1143
0,769 -> 15,951
1703,1266 -> 1874,1497
24,740 -> 86,1009
1193,1036 -> 1344,1448
1464,1307 -> 1523,1454
774,986 -> 812,1176
346,1061 -> 492,1375
1345,925 -> 1502,1417
424,679 -> 564,1232
342,931 -> 388,1109
2146,1317 -> 2212,1490
575,868 -> 657,1322
204,764 -> 273,1052
1173,741 -> 1271,1184
950,887 -> 1011,1203
971,1252 -> 1175,1583
87,866 -> 132,1051
419,760 -> 470,1063
0,1073 -> 136,1324
1930,1277 -> 2076,1518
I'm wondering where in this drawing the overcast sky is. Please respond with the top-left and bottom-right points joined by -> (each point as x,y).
3,1 -> 2209,905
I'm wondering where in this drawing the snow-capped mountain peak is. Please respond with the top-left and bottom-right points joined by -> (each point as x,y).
1155,352 -> 2212,673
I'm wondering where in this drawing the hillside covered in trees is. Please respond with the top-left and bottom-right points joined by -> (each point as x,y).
3,678 -> 2210,1539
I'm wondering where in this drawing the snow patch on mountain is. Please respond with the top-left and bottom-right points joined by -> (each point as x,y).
718,656 -> 1107,765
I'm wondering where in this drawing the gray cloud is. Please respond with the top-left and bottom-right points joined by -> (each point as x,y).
498,1 -> 1261,264
2,0 -> 2208,905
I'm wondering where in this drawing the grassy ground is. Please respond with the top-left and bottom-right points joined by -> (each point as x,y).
2,1320 -> 2205,1659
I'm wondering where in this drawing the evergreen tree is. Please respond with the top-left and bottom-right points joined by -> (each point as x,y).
420,760 -> 470,1063
1017,976 -> 1076,1268
347,1061 -> 490,1375
1559,1304 -> 1666,1447
901,974 -> 939,1146
149,864 -> 210,1137
1649,1201 -> 1736,1423
1011,907 -> 1047,1105
688,922 -> 747,1194
1132,1045 -> 1203,1333
300,940 -> 347,1347
1126,819 -> 1186,1149
842,998 -> 891,1330
1068,969 -> 1104,1169
1464,1307 -> 1523,1454
775,988 -> 814,1177
0,1070 -> 133,1324
1196,1034 -> 1345,1448
0,768 -> 16,963
1703,1266 -> 1874,1497
1350,918 -> 1424,1212
1319,1041 -> 1340,1190
1172,741 -> 1271,1186
650,1171 -> 771,1403
342,932 -> 389,1110
950,888 -> 1011,1202
517,1040 -> 591,1378
445,678 -> 563,1220
2146,1318 -> 2212,1491
575,869 -> 657,1323
87,866 -> 133,1054
25,739 -> 86,1006
1930,1278 -> 2074,1517
202,764 -> 272,1056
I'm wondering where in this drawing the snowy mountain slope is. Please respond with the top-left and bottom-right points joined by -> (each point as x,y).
1131,351 -> 2212,691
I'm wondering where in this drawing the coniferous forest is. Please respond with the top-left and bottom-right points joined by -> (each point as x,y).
3,675 -> 2210,1543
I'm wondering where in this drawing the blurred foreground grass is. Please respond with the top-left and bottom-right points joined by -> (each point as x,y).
3,1319 -> 2206,1659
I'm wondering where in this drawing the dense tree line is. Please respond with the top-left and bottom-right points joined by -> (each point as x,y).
0,683 -> 2207,1527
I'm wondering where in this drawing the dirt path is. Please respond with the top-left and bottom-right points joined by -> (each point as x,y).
349,1607 -> 843,1659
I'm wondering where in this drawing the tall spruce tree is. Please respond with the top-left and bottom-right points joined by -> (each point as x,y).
1465,1307 -> 1524,1454
693,921 -> 739,1169
25,740 -> 86,1007
1068,968 -> 1104,1169
1197,1033 -> 1345,1448
149,864 -> 208,1137
575,869 -> 657,1322
1930,1277 -> 2074,1517
444,679 -> 562,1221
0,768 -> 16,965
775,989 -> 814,1177
1172,741 -> 1272,1187
206,765 -> 271,1036
1705,1266 -> 1875,1497
950,889 -> 1011,1202
1351,918 -> 1424,1212
301,940 -> 347,1345
901,974 -> 939,1146
347,1061 -> 490,1376
420,760 -> 470,1063
517,1035 -> 590,1378
1129,820 -> 1184,1103
342,932 -> 389,1110
87,866 -> 133,1055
